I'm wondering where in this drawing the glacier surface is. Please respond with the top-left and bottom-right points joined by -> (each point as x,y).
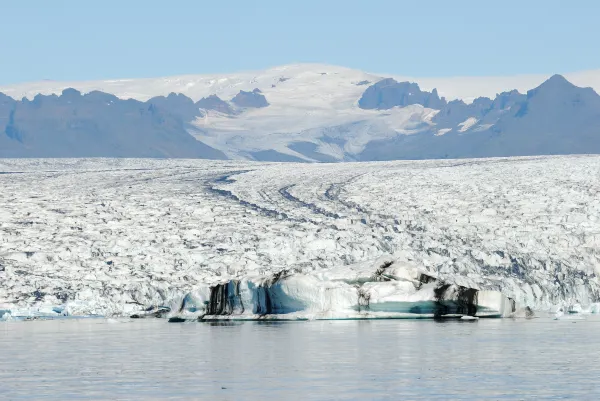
1,156 -> 599,320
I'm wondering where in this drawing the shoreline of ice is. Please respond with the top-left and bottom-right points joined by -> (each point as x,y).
2,257 -> 598,322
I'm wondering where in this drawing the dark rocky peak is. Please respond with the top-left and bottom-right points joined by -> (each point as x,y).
231,88 -> 269,108
147,92 -> 202,121
490,90 -> 525,111
60,88 -> 82,101
433,89 -> 529,129
433,99 -> 471,125
522,74 -> 600,112
432,96 -> 499,130
528,74 -> 599,101
425,88 -> 446,109
529,74 -> 574,96
196,94 -> 234,115
358,78 -> 446,110
84,90 -> 120,103
148,92 -> 196,106
471,97 -> 493,110
23,93 -> 57,108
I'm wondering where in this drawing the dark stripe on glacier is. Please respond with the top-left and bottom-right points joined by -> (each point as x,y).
207,171 -> 311,223
279,184 -> 341,219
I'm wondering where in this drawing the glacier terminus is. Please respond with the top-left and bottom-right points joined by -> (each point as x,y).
1,156 -> 598,321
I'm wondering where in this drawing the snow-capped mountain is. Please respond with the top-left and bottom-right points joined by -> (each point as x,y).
2,64 -> 600,160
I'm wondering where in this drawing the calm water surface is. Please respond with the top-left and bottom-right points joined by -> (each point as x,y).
0,317 -> 599,400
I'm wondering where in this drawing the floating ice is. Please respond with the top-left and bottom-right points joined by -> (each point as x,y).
168,259 -> 515,321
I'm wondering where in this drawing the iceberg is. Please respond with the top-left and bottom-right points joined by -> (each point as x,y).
168,259 -> 516,321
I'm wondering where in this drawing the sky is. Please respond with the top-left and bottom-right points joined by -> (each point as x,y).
1,0 -> 599,85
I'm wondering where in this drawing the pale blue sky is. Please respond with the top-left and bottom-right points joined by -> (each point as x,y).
1,0 -> 599,84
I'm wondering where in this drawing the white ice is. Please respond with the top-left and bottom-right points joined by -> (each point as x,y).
0,156 -> 599,319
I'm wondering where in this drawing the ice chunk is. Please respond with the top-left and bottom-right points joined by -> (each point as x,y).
168,259 -> 515,321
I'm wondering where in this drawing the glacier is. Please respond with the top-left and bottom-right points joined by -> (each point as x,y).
1,156 -> 599,321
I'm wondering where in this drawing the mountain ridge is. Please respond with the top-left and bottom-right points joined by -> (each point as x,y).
0,89 -> 226,159
3,63 -> 600,103
1,64 -> 600,161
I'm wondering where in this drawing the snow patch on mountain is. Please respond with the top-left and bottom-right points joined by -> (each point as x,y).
458,117 -> 479,132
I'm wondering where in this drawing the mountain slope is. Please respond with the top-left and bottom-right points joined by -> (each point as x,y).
0,89 -> 226,159
358,75 -> 600,160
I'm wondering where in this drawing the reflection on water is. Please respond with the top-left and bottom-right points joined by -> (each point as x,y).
1,317 -> 599,400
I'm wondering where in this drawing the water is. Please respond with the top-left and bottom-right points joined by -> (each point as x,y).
1,317 -> 598,400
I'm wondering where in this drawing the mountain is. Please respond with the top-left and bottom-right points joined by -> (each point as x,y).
231,88 -> 269,108
359,74 -> 600,160
0,89 -> 226,159
473,74 -> 600,157
358,78 -> 446,110
2,64 -> 600,161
